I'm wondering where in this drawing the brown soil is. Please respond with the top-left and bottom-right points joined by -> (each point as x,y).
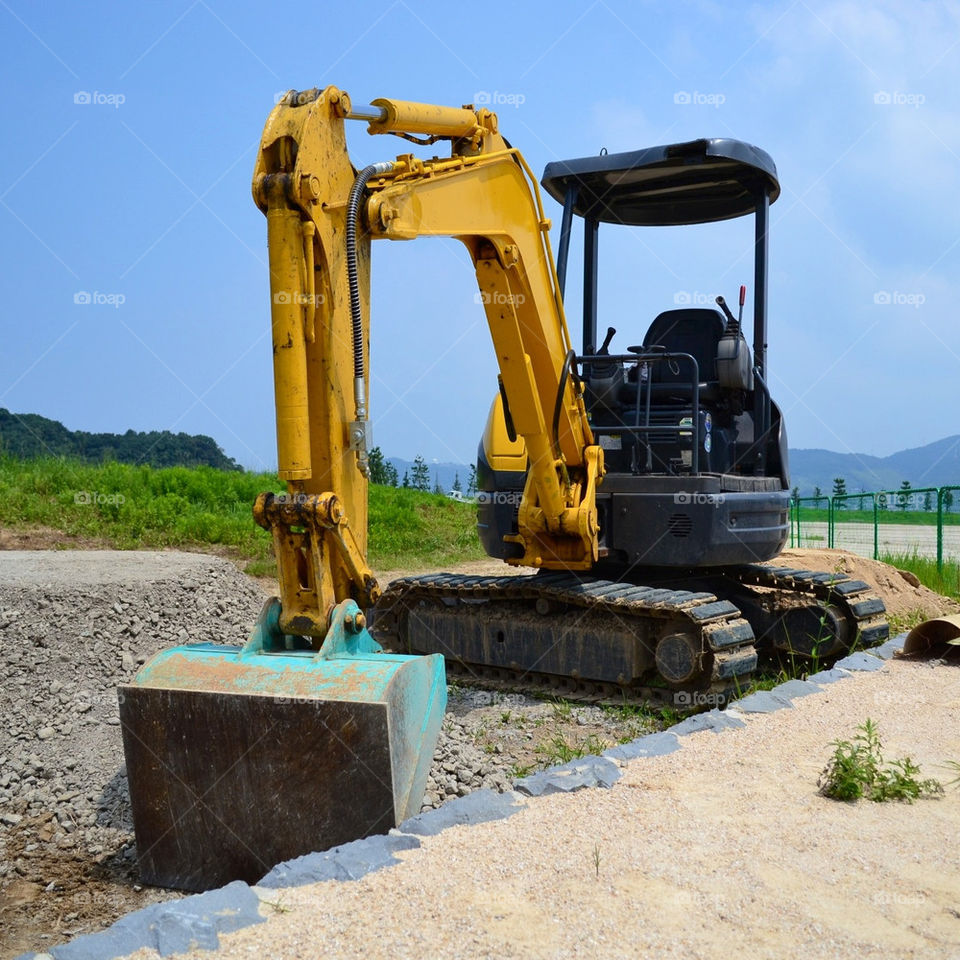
772,548 -> 958,621
0,815 -> 177,959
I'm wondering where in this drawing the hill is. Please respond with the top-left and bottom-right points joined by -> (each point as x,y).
789,435 -> 960,496
0,409 -> 241,471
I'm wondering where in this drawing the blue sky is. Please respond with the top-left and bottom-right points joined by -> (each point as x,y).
0,0 -> 956,471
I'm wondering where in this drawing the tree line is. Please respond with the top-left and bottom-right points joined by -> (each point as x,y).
791,477 -> 955,512
367,448 -> 477,496
0,409 -> 242,471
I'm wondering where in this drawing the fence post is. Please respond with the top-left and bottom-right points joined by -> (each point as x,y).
938,487 -> 944,573
873,493 -> 878,560
828,497 -> 834,548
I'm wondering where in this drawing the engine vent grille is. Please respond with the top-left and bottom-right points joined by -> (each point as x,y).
667,513 -> 693,538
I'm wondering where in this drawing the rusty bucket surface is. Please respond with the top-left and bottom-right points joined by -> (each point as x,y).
119,598 -> 445,892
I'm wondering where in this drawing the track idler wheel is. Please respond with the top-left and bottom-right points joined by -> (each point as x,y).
655,629 -> 709,689
773,604 -> 848,658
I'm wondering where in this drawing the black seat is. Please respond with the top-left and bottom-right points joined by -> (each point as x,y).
642,308 -> 725,384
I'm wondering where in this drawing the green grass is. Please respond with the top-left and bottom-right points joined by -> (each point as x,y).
0,455 -> 483,574
795,507 -> 960,526
880,551 -> 960,600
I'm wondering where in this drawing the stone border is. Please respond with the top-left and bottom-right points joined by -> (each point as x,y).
21,635 -> 905,960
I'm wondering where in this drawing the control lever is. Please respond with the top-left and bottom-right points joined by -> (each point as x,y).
598,326 -> 616,355
715,295 -> 737,329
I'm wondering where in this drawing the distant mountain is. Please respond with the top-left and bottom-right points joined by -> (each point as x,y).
0,409 -> 242,471
387,458 -> 471,493
385,436 -> 960,498
788,435 -> 960,496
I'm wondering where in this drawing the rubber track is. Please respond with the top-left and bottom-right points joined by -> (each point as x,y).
726,563 -> 890,650
373,572 -> 758,695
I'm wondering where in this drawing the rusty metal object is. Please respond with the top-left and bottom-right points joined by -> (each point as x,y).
902,613 -> 960,660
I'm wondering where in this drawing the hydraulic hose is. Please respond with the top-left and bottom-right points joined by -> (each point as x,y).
346,161 -> 394,414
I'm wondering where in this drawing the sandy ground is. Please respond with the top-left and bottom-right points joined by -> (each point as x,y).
122,657 -> 960,960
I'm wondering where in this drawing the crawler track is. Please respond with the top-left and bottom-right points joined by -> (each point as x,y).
373,564 -> 889,702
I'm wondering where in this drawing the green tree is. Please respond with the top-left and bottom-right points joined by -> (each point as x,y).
832,477 -> 847,508
467,464 -> 477,497
411,455 -> 431,492
401,470 -> 410,488
813,486 -> 823,509
384,461 -> 399,487
944,489 -> 954,514
367,446 -> 389,485
898,480 -> 912,511
923,490 -> 932,512
791,485 -> 799,505
452,472 -> 462,494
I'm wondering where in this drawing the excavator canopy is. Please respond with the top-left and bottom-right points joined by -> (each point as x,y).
541,137 -> 780,226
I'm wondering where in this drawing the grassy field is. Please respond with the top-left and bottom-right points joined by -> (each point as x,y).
794,506 -> 960,525
0,456 -> 484,574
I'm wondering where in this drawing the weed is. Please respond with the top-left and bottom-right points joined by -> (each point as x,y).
942,760 -> 960,789
818,719 -> 943,803
592,842 -> 601,879
550,698 -> 572,720
500,710 -> 512,725
536,732 -> 609,765
510,762 -> 534,779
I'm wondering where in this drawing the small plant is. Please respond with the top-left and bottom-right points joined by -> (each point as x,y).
510,762 -> 533,779
500,709 -> 512,725
818,719 -> 943,803
942,760 -> 960,789
551,698 -> 572,720
536,732 -> 610,765
592,842 -> 601,879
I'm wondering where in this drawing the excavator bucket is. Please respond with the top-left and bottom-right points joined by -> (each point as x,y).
118,598 -> 446,892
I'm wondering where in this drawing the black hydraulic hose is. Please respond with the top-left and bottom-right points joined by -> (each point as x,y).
346,162 -> 394,382
552,349 -> 578,461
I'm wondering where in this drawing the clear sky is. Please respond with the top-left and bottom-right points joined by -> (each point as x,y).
0,0 -> 956,471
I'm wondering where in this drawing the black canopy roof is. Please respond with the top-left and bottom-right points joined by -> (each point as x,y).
541,138 -> 779,226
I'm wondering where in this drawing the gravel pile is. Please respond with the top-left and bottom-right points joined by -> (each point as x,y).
0,555 -> 266,851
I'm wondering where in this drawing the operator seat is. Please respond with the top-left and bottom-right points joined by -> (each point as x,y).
642,308 -> 725,389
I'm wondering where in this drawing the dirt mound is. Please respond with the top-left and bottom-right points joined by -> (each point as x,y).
773,548 -> 956,621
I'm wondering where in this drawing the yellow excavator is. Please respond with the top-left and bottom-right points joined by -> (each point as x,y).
120,86 -> 887,892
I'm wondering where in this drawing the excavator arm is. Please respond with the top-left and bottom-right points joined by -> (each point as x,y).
252,85 -> 604,640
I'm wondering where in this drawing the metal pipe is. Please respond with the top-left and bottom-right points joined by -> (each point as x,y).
345,104 -> 389,123
556,184 -> 577,299
583,217 -> 598,354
